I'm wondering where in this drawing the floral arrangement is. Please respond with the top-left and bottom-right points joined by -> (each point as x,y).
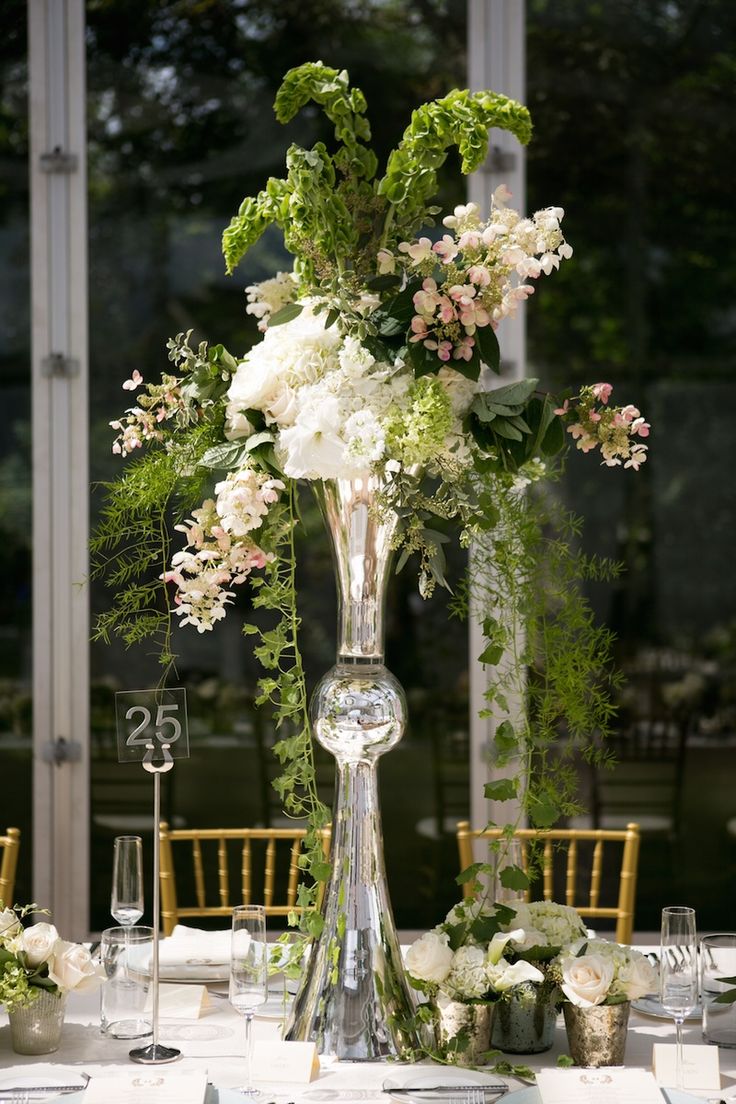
501,901 -> 589,959
93,62 -> 650,934
406,917 -> 545,1004
552,937 -> 658,1008
0,905 -> 104,1012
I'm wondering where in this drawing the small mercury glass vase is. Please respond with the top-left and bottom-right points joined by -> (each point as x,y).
563,1000 -> 631,1066
285,474 -> 418,1060
491,981 -> 559,1054
437,998 -> 494,1065
8,990 -> 67,1055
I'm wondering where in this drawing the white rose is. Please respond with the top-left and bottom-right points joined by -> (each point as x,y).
48,940 -> 105,993
0,907 -> 22,942
617,953 -> 658,1000
223,403 -> 254,440
265,383 -> 299,427
561,952 -> 615,1007
405,931 -> 454,985
21,922 -> 59,967
228,359 -> 280,413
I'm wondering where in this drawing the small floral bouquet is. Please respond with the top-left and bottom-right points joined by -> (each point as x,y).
404,900 -> 544,1062
0,905 -> 104,1012
552,936 -> 658,1008
490,901 -> 590,1053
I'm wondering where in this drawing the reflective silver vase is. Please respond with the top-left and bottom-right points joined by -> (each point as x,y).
285,474 -> 418,1060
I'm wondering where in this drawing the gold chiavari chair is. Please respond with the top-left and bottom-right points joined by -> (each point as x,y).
456,820 -> 640,944
158,823 -> 331,936
0,826 -> 20,907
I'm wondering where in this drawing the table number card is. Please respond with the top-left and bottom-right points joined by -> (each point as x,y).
115,687 -> 189,765
653,1042 -> 721,1091
537,1067 -> 665,1104
251,1039 -> 320,1083
84,1072 -> 208,1104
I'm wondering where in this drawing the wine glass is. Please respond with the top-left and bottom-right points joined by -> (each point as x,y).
660,905 -> 698,1091
111,835 -> 144,925
230,905 -> 268,1098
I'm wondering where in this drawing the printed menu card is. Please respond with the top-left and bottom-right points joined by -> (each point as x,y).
84,1072 -> 208,1104
537,1068 -> 665,1104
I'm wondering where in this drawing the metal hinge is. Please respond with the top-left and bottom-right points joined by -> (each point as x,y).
41,737 -> 83,766
39,146 -> 78,174
41,353 -> 79,378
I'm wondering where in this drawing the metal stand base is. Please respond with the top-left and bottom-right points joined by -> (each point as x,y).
129,1042 -> 181,1064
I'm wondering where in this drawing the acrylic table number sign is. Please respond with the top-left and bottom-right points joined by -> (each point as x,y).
114,688 -> 189,1064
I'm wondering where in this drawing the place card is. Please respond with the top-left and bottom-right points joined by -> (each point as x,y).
653,1043 -> 721,1091
537,1067 -> 664,1104
145,983 -> 211,1019
251,1039 -> 320,1083
84,1072 -> 207,1104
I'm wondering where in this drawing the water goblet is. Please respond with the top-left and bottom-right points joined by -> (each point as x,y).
111,835 -> 144,925
660,905 -> 698,1091
230,904 -> 268,1097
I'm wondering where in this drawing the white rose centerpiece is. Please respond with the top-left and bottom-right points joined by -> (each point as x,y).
0,903 -> 104,1013
404,904 -> 544,1062
554,937 -> 658,1007
554,937 -> 657,1067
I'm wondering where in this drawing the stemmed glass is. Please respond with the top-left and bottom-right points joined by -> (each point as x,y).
660,905 -> 698,1091
111,835 -> 144,925
230,905 -> 268,1098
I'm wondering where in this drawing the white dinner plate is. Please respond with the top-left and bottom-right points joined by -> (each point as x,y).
632,994 -> 702,1020
383,1068 -> 509,1101
501,1089 -> 704,1104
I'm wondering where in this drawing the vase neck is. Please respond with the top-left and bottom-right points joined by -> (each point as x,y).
314,475 -> 398,662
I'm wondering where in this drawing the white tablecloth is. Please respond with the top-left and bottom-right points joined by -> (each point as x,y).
1,982 -> 735,1101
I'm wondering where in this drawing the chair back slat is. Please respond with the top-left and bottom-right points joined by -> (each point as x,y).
566,840 -> 577,907
158,824 -> 331,934
192,840 -> 206,908
241,839 -> 252,905
0,827 -> 20,907
456,821 -> 640,944
264,839 -> 276,907
217,838 -> 229,907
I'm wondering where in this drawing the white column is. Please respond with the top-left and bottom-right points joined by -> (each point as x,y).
29,0 -> 89,937
467,0 -> 527,838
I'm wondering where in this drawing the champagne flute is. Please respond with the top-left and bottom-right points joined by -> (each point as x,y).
111,835 -> 144,925
660,905 -> 698,1091
230,905 -> 268,1098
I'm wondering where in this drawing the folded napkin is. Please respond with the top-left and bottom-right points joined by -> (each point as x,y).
154,924 -> 232,979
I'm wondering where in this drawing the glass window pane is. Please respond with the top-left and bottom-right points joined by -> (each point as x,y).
0,3 -> 31,908
87,1 -> 468,932
527,1 -> 736,930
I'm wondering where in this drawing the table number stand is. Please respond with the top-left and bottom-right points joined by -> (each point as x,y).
115,688 -> 189,1066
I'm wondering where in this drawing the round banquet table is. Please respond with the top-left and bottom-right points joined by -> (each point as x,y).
1,979 -> 735,1102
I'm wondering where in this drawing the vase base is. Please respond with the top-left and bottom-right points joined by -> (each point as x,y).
129,1042 -> 182,1064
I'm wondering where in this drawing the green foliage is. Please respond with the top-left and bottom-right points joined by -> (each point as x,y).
378,88 -> 532,235
222,62 -> 532,289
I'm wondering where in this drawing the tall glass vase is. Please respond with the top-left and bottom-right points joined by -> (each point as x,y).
285,473 -> 418,1060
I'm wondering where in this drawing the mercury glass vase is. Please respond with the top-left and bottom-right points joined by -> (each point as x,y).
492,981 -> 559,1054
285,474 -> 418,1060
437,999 -> 494,1065
563,1000 -> 631,1066
8,990 -> 67,1055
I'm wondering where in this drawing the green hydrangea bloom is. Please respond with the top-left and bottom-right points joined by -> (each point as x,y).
385,376 -> 454,466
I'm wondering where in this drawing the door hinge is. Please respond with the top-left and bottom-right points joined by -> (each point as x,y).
41,353 -> 79,378
39,146 -> 78,174
42,737 -> 83,766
